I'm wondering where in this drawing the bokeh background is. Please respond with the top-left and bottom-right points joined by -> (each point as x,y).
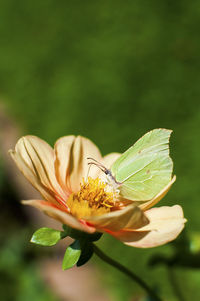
0,1 -> 200,300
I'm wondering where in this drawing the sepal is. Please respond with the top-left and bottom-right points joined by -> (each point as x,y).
62,224 -> 102,241
77,241 -> 94,267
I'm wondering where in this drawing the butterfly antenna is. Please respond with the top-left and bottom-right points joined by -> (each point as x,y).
87,157 -> 107,173
86,163 -> 92,180
87,157 -> 103,165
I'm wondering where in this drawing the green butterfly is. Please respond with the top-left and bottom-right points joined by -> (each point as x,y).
88,128 -> 173,201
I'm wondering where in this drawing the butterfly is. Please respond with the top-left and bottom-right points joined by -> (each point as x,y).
88,128 -> 173,201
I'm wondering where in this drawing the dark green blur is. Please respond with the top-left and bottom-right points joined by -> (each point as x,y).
0,1 -> 200,300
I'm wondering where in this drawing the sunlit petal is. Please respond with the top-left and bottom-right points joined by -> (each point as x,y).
10,141 -> 56,205
10,136 -> 67,204
112,205 -> 186,248
69,136 -> 102,192
22,199 -> 96,233
85,203 -> 149,232
54,135 -> 75,194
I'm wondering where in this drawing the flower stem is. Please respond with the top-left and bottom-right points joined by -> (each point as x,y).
92,244 -> 163,301
167,267 -> 186,301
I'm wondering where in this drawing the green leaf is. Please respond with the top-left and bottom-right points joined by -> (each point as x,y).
62,240 -> 81,270
77,242 -> 93,267
31,227 -> 63,246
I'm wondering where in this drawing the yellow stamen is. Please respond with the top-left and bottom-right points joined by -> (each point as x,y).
67,177 -> 116,219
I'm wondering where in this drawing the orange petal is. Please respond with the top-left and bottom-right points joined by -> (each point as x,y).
139,176 -> 176,211
22,200 -> 96,233
9,136 -> 67,206
54,135 -> 75,194
10,143 -> 55,204
69,136 -> 102,192
112,205 -> 186,248
85,204 -> 149,232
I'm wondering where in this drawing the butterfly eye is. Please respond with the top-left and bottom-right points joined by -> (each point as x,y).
104,169 -> 113,176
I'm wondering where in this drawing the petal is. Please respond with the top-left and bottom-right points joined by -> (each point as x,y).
103,153 -> 121,169
21,136 -> 61,192
54,135 -> 75,194
9,142 -> 55,204
139,176 -> 176,211
112,205 -> 186,248
22,200 -> 96,233
85,204 -> 149,232
9,136 -> 67,206
69,136 -> 102,192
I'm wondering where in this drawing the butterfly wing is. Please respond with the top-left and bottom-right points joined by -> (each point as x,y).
111,129 -> 173,201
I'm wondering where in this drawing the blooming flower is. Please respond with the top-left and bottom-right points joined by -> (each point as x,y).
10,135 -> 186,248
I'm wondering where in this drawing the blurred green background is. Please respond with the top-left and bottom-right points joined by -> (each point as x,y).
0,1 -> 200,300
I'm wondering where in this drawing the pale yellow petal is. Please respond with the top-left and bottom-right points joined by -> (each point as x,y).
137,205 -> 186,231
112,205 -> 186,248
54,135 -> 75,193
22,200 -> 96,233
103,153 -> 121,169
139,176 -> 176,211
85,203 -> 149,232
69,136 -> 102,192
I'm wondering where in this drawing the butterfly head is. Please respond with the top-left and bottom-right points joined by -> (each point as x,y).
87,157 -> 121,188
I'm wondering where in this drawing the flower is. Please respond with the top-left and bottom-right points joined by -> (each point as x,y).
9,135 -> 186,248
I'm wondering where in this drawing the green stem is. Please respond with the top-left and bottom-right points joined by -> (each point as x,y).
167,267 -> 186,301
93,244 -> 163,301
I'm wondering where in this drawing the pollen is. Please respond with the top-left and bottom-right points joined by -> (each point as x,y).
67,177 -> 116,219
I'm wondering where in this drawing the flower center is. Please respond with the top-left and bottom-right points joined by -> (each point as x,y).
67,177 -> 117,219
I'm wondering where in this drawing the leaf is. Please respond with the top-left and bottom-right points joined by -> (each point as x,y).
62,240 -> 81,270
77,242 -> 93,267
31,227 -> 63,246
